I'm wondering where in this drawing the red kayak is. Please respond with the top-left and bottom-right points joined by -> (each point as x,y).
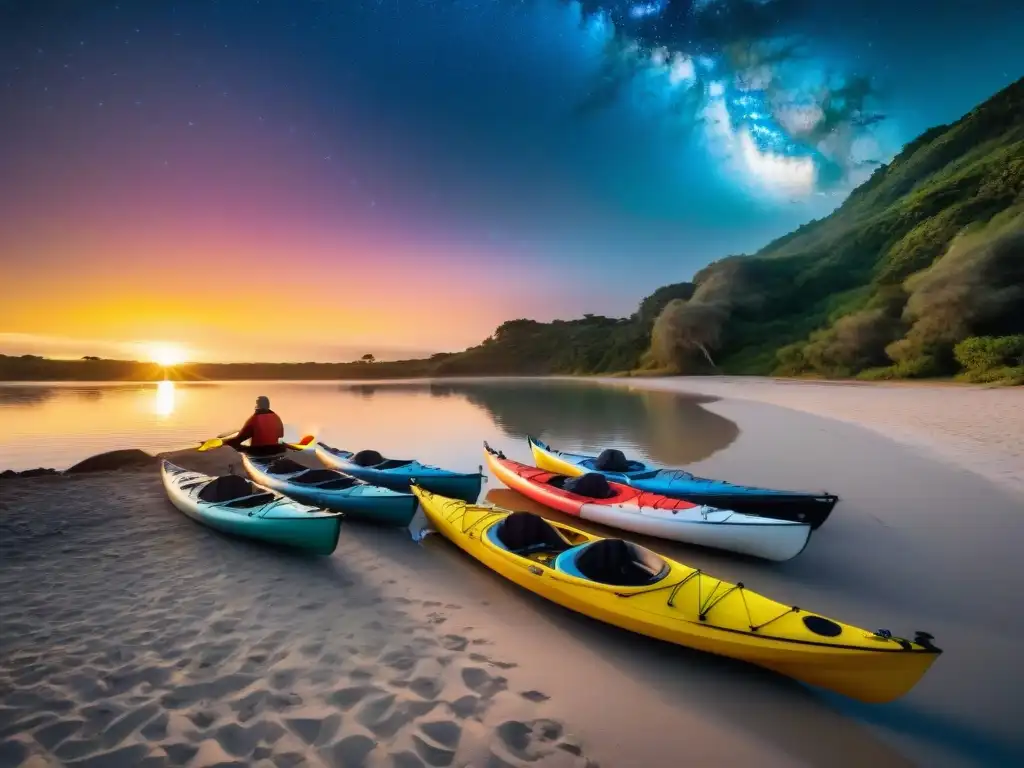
482,443 -> 812,561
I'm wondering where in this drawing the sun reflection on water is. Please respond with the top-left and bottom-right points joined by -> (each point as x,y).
154,379 -> 176,417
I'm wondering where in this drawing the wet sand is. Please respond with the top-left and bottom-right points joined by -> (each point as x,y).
591,375 -> 1024,499
2,385 -> 1023,767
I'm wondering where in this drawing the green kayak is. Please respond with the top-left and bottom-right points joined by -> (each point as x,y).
160,460 -> 343,555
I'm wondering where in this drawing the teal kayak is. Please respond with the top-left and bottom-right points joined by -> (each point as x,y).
315,442 -> 483,503
160,460 -> 343,555
240,453 -> 419,526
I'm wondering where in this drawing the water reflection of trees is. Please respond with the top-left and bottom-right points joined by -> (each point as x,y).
430,381 -> 739,466
0,386 -> 57,406
72,387 -> 105,402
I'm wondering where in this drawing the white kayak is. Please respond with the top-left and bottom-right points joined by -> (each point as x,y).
484,444 -> 812,562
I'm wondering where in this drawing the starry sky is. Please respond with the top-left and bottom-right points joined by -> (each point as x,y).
1,0 -> 1021,362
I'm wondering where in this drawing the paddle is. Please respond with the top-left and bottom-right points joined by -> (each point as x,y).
197,434 -> 316,452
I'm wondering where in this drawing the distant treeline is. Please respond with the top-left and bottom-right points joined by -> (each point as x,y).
0,354 -> 440,382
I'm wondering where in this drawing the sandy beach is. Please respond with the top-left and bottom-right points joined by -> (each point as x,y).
2,378 -> 1023,767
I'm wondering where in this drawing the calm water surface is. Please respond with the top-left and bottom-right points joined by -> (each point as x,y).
0,379 -> 739,473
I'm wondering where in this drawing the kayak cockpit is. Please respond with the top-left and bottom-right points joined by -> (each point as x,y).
491,511 -> 573,554
579,448 -> 648,474
546,472 -> 617,499
485,511 -> 588,566
351,449 -> 414,470
556,539 -> 669,588
197,475 -> 276,507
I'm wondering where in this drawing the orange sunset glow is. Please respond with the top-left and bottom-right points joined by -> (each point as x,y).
1,229 -> 557,362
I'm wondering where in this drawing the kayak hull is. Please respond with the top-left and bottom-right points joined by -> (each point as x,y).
413,486 -> 941,704
529,436 -> 838,529
161,460 -> 343,555
241,454 -> 419,526
486,445 -> 811,562
315,442 -> 483,503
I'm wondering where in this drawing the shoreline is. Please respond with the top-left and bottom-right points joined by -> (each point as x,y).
4,375 -> 1021,495
583,375 -> 1024,499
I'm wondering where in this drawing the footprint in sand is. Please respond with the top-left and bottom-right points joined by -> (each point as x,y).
187,709 -> 218,729
164,741 -> 199,764
321,733 -> 377,768
390,749 -> 428,768
218,719 -> 286,755
326,684 -> 386,710
379,648 -> 419,672
411,719 -> 463,767
449,694 -> 482,720
519,690 -> 551,703
286,712 -> 341,746
488,718 -> 594,766
360,694 -> 441,739
460,668 -> 507,699
269,668 -> 301,691
408,677 -> 444,700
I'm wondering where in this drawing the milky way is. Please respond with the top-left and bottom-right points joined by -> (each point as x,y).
552,0 -> 887,196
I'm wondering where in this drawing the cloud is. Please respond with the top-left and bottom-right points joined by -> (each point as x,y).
668,53 -> 696,85
700,83 -> 816,196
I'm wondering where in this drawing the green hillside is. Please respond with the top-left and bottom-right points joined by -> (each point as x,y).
444,75 -> 1024,385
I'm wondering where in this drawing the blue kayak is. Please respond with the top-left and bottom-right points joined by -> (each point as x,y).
314,442 -> 484,503
528,436 -> 838,529
241,453 -> 419,526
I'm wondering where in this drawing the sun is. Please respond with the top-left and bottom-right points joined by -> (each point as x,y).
148,342 -> 187,367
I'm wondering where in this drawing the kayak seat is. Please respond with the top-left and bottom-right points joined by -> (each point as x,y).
352,449 -> 385,467
495,512 -> 572,556
573,539 -> 668,588
593,448 -> 632,472
199,474 -> 257,503
563,472 -> 615,499
267,457 -> 308,474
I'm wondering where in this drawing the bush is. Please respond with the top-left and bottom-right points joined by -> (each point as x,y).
954,335 -> 1024,375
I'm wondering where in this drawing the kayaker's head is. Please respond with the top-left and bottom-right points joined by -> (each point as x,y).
255,395 -> 271,412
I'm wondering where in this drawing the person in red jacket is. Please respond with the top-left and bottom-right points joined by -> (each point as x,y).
224,395 -> 285,457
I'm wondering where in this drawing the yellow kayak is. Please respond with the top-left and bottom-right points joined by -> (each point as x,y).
411,486 -> 942,704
